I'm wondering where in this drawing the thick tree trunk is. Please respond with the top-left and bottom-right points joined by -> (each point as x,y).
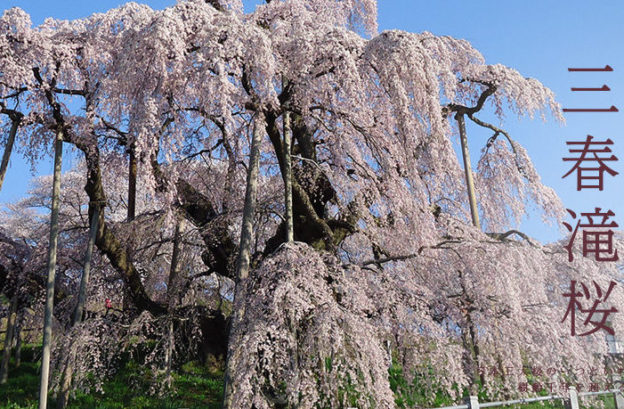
128,148 -> 137,221
264,112 -> 335,250
76,141 -> 165,315
283,110 -> 294,242
0,117 -> 20,193
456,113 -> 481,230
222,113 -> 264,408
151,148 -> 237,280
39,130 -> 64,409
67,131 -> 225,314
0,294 -> 17,384
73,205 -> 100,325
176,178 -> 236,279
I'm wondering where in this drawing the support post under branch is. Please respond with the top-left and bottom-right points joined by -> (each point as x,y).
456,113 -> 481,230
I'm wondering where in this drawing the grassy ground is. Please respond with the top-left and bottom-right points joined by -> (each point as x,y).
0,346 -> 224,409
388,358 -> 616,409
2,347 -> 617,409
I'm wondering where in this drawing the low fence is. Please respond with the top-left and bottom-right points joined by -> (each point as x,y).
432,386 -> 624,409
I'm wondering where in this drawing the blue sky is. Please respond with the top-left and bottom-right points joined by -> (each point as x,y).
1,0 -> 622,244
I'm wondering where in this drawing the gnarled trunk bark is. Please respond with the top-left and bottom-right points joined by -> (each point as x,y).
264,111 -> 335,251
77,141 -> 165,315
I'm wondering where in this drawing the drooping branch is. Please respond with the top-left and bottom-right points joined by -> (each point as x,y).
33,66 -> 66,127
485,229 -> 536,247
467,113 -> 511,146
360,253 -> 419,267
357,239 -> 462,267
466,113 -> 528,178
52,87 -> 86,97
446,80 -> 497,116
357,230 -> 537,270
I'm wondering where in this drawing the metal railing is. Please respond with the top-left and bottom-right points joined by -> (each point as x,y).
433,386 -> 624,409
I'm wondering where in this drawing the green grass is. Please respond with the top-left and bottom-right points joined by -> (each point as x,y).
2,346 -> 617,409
0,346 -> 224,409
0,346 -> 40,409
388,356 -> 617,409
